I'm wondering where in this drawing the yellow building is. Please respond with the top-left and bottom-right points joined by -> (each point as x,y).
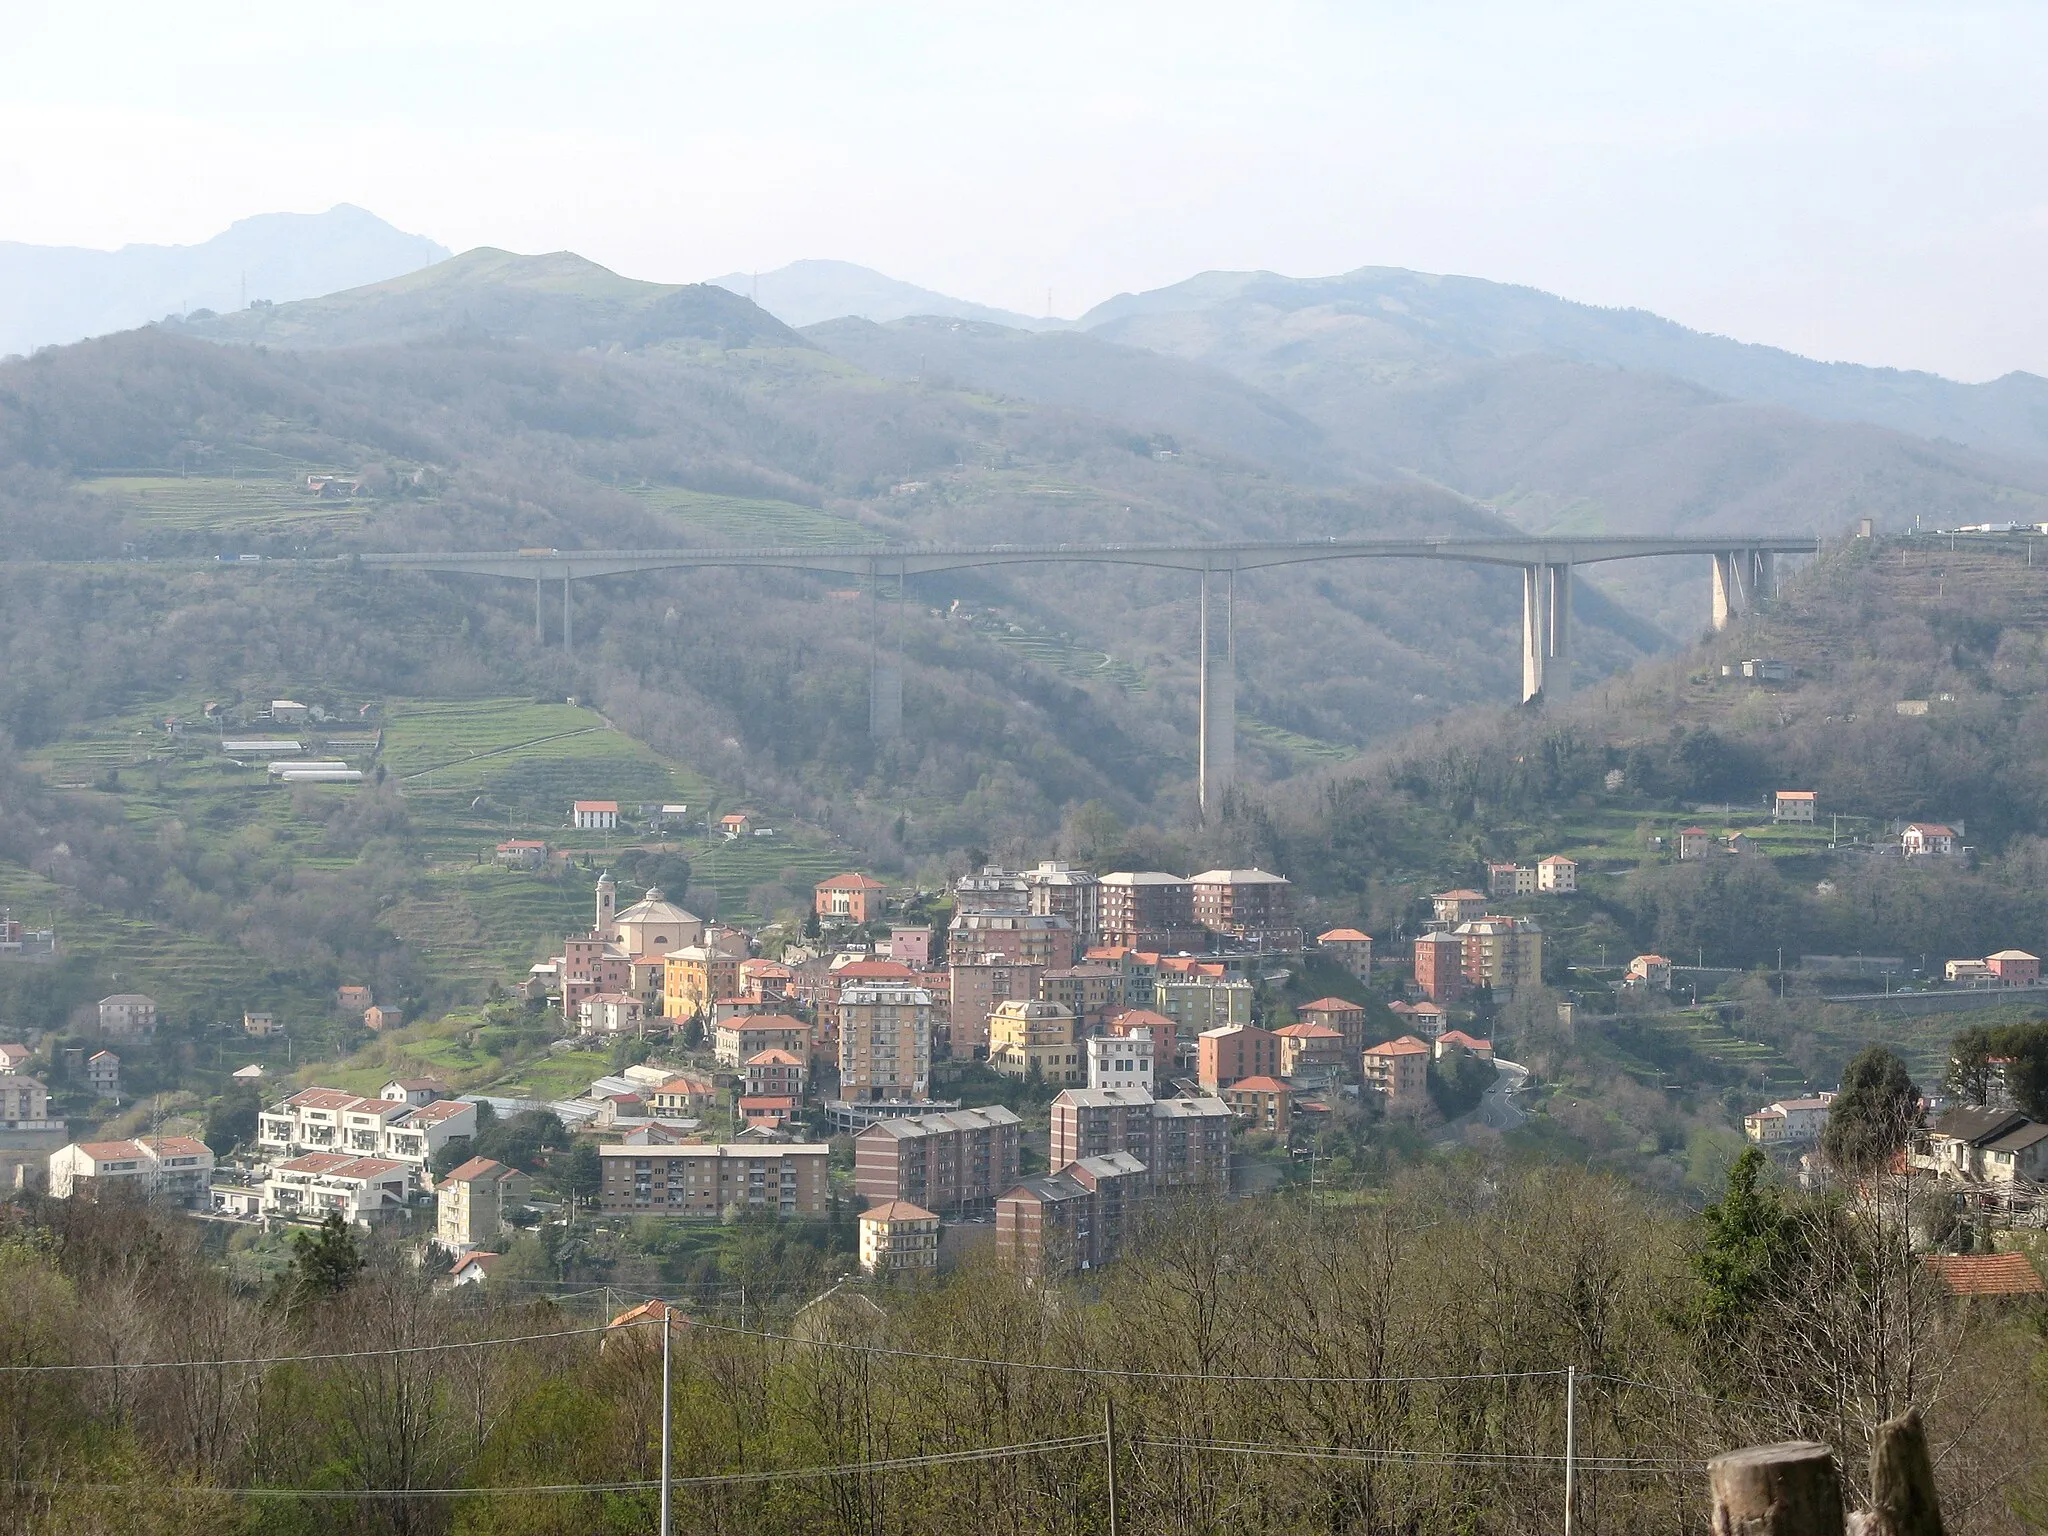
664,945 -> 739,1020
859,1200 -> 940,1274
986,1000 -> 1082,1085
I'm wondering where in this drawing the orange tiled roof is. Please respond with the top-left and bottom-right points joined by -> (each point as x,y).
1923,1252 -> 2045,1296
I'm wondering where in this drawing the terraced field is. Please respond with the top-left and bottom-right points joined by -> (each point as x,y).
4,693 -> 853,1033
77,475 -> 372,534
1241,715 -> 1359,763
967,615 -> 1148,692
621,485 -> 881,547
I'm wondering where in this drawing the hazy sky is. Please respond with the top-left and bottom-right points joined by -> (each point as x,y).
5,1 -> 2044,380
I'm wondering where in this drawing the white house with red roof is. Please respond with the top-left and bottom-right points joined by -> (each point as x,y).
1773,790 -> 1817,823
1314,928 -> 1374,979
264,1152 -> 412,1224
571,800 -> 619,831
1902,822 -> 1959,857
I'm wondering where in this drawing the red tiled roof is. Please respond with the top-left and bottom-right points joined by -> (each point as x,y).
817,872 -> 887,890
1299,997 -> 1363,1013
745,1048 -> 805,1066
1317,928 -> 1371,942
1228,1076 -> 1290,1093
74,1139 -> 147,1160
1274,1022 -> 1344,1039
286,1087 -> 371,1111
834,961 -> 915,980
1923,1252 -> 2045,1296
861,1199 -> 938,1223
1365,1036 -> 1432,1057
442,1157 -> 515,1185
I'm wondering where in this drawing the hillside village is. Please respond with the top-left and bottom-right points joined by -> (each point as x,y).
11,739 -> 2048,1290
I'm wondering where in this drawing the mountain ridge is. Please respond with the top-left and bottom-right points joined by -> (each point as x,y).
0,205 -> 449,358
178,248 -> 804,352
707,258 -> 1059,331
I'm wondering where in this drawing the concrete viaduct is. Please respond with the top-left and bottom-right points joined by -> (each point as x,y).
351,533 -> 1818,814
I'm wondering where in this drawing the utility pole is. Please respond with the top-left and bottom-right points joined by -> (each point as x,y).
1103,1397 -> 1120,1536
660,1307 -> 673,1536
1563,1364 -> 1576,1536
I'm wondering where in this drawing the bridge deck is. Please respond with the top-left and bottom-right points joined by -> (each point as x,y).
352,534 -> 1821,581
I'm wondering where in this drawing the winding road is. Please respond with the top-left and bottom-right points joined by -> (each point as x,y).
1477,1059 -> 1532,1132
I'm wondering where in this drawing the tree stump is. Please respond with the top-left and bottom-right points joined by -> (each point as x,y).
1852,1410 -> 1944,1536
1709,1441 -> 1845,1536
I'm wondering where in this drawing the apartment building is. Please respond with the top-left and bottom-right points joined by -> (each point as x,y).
1274,1021 -> 1347,1077
1052,1086 -> 1156,1168
1363,1036 -> 1432,1108
838,981 -> 934,1102
996,1152 -> 1149,1276
265,1153 -> 412,1224
1105,1007 -> 1177,1067
436,1157 -> 530,1252
1295,997 -> 1368,1053
1159,976 -> 1253,1036
1198,1023 -> 1281,1092
1086,1033 -> 1155,1093
48,1136 -> 214,1204
853,1105 -> 1023,1215
258,1087 -> 475,1172
1454,916 -> 1545,994
947,956 -> 1045,1055
859,1201 -> 941,1274
1049,1088 -> 1231,1190
1026,861 -> 1100,945
596,1142 -> 831,1218
955,866 -> 1031,913
948,910 -> 1077,969
1096,872 -> 1204,952
714,1014 -> 810,1069
1412,932 -> 1469,1003
664,945 -> 740,1021
1224,1077 -> 1292,1137
1146,1096 -> 1234,1190
1315,928 -> 1374,980
98,994 -> 157,1037
744,1048 -> 807,1100
1190,868 -> 1303,951
1037,964 -> 1124,1032
987,1000 -> 1082,1084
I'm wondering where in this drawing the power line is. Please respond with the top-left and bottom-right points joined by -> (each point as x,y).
0,1320 -> 619,1374
1139,1438 -> 1697,1474
684,1318 -> 1570,1387
10,1434 -> 1106,1499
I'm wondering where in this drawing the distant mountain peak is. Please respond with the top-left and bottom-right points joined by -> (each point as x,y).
176,245 -> 803,353
0,206 -> 449,357
707,259 -> 1064,331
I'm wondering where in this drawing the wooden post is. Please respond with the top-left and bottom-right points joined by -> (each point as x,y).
1852,1410 -> 1944,1536
1709,1442 -> 1843,1536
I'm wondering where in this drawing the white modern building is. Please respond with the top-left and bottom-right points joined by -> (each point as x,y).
1086,1033 -> 1155,1094
264,1153 -> 413,1224
48,1137 -> 215,1204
